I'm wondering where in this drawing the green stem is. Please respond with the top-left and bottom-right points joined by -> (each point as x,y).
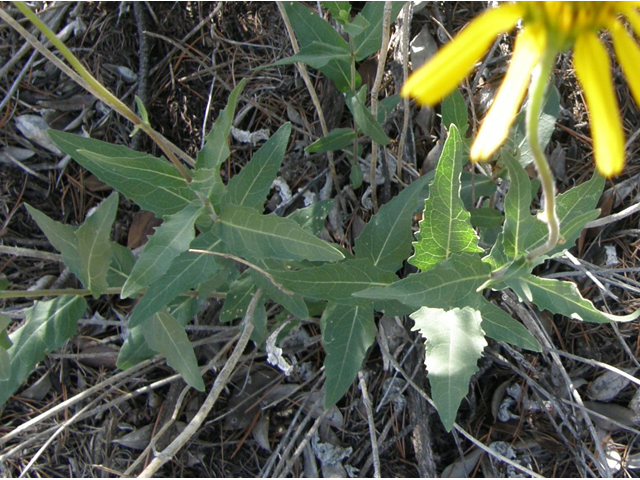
525,48 -> 561,261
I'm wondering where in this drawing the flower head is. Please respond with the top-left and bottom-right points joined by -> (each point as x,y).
402,2 -> 640,178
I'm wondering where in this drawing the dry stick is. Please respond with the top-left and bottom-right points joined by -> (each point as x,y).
0,245 -> 62,262
369,1 -> 393,213
376,341 -> 543,478
395,2 -> 413,180
501,293 -> 612,477
276,1 -> 338,190
0,358 -> 159,449
585,201 -> 640,229
137,289 -> 262,478
358,371 -> 381,478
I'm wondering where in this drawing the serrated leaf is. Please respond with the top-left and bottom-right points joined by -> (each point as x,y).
354,253 -> 490,309
144,310 -> 204,391
269,42 -> 351,69
224,123 -> 291,209
0,296 -> 87,407
26,204 -> 83,281
411,306 -> 486,431
305,128 -> 356,154
506,275 -> 640,324
48,130 -> 196,218
122,202 -> 204,298
322,302 -> 376,408
196,78 -> 246,171
475,298 -> 541,351
355,173 -> 431,271
345,88 -> 391,145
220,272 -> 256,323
250,269 -> 309,319
214,205 -> 344,263
273,258 -> 398,306
288,199 -> 334,236
352,2 -> 405,61
281,1 -> 356,92
441,89 -> 469,136
129,231 -> 225,328
75,192 -> 118,298
410,125 -> 482,271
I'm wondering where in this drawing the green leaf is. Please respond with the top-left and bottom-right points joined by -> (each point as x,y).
143,310 -> 204,391
196,78 -> 246,171
269,42 -> 351,70
0,315 -> 11,350
281,1 -> 356,92
469,207 -> 503,228
500,148 -> 542,262
26,204 -> 83,282
0,296 -> 87,407
288,199 -> 334,236
220,271 -> 256,323
441,89 -> 469,136
376,94 -> 401,124
273,258 -> 398,306
352,2 -> 405,61
410,125 -> 482,271
345,88 -> 391,145
128,231 -> 225,328
117,324 -> 157,370
343,15 -> 369,36
122,202 -> 204,298
0,348 -> 9,382
322,0 -> 351,23
354,253 -> 490,309
48,131 -> 196,218
322,302 -> 376,407
355,173 -> 431,271
506,275 -> 640,324
75,192 -> 118,298
460,172 -> 497,210
475,298 -> 541,351
214,205 -> 344,263
224,123 -> 291,209
250,270 -> 309,319
107,242 -> 136,288
249,301 -> 269,346
190,168 -> 226,207
305,128 -> 357,154
411,306 -> 486,431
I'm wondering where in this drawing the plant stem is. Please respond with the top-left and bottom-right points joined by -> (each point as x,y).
10,2 -> 193,182
525,48 -> 560,261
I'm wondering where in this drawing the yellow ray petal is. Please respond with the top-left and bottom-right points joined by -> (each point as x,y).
470,26 -> 545,162
573,32 -> 625,178
401,4 -> 522,105
612,20 -> 640,109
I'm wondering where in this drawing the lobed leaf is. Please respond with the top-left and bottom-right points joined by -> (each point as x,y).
411,306 -> 487,431
475,298 -> 541,351
410,125 -> 482,271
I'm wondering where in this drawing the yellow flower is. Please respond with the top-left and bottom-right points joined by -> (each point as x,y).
402,2 -> 640,178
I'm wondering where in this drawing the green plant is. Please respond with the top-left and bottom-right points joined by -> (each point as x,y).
1,1 -> 637,436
